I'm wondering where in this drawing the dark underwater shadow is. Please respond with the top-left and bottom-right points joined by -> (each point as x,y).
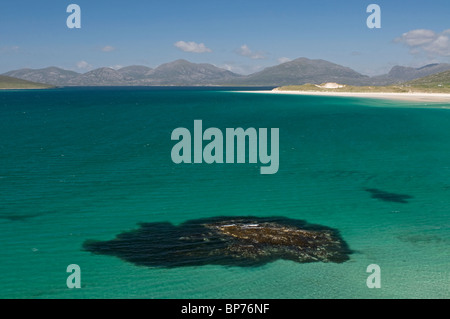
83,216 -> 352,268
0,213 -> 42,221
364,188 -> 413,204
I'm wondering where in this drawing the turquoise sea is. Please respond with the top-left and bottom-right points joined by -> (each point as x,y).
0,87 -> 449,298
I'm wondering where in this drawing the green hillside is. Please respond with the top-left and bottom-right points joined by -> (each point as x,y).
277,70 -> 450,94
0,75 -> 52,89
407,70 -> 450,89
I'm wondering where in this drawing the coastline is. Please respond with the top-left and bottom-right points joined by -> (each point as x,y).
0,87 -> 52,90
238,89 -> 450,103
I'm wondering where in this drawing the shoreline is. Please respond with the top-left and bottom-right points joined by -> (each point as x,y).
238,90 -> 450,103
0,88 -> 51,90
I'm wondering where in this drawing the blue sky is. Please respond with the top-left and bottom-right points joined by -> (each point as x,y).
1,0 -> 449,75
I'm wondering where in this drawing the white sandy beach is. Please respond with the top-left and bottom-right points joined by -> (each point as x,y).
240,89 -> 450,103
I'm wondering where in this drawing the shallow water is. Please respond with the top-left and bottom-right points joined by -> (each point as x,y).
0,87 -> 448,298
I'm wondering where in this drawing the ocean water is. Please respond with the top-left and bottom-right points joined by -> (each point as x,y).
0,87 -> 448,299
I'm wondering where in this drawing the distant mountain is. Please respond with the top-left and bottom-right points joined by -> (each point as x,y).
67,67 -> 127,86
371,63 -> 450,85
407,70 -> 450,88
142,59 -> 242,85
0,75 -> 52,89
3,59 -> 450,87
117,65 -> 153,80
3,67 -> 80,86
236,58 -> 370,86
2,60 -> 241,86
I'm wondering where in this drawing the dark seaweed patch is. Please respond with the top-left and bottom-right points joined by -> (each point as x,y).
365,188 -> 413,203
83,216 -> 352,268
397,234 -> 446,245
0,213 -> 41,221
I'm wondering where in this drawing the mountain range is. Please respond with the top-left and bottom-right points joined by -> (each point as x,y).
3,58 -> 450,87
370,63 -> 450,85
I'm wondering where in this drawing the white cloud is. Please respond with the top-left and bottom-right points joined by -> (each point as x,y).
101,46 -> 115,52
277,57 -> 291,64
236,45 -> 265,59
76,60 -> 93,70
395,29 -> 450,57
174,41 -> 212,53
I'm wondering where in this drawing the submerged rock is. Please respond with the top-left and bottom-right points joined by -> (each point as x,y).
203,219 -> 348,263
83,216 -> 351,268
